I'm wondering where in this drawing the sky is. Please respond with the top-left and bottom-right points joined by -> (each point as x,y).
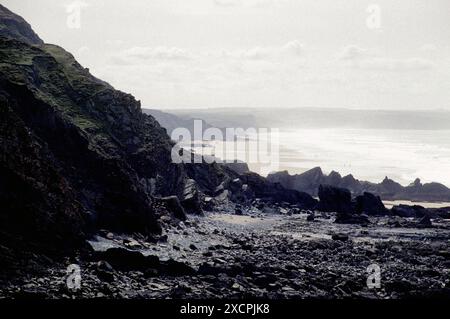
2,0 -> 450,110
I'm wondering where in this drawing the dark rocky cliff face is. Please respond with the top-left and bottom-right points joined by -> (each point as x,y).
0,104 -> 85,254
0,6 -> 186,253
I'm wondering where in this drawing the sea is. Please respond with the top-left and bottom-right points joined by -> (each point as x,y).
195,128 -> 450,188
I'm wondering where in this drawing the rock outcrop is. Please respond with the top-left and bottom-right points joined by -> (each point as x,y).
268,167 -> 450,202
316,185 -> 388,224
391,205 -> 428,218
317,185 -> 352,214
239,172 -> 318,209
354,192 -> 389,216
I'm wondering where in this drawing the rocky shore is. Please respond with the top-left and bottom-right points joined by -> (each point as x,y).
1,208 -> 449,299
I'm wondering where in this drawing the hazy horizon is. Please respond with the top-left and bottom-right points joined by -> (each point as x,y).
148,106 -> 450,112
2,0 -> 450,110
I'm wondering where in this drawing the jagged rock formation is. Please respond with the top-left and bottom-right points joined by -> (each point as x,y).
354,192 -> 388,215
317,185 -> 387,225
317,185 -> 352,214
239,172 -> 318,209
317,185 -> 389,216
268,167 -> 450,202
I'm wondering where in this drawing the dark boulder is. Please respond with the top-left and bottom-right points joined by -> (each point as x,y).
159,196 -> 187,221
96,269 -> 115,283
391,205 -> 428,218
306,212 -> 315,222
430,207 -> 450,219
240,172 -> 318,209
335,213 -> 369,226
417,216 -> 432,228
198,262 -> 227,276
94,248 -> 159,271
354,192 -> 389,215
317,185 -> 352,214
162,259 -> 196,276
180,179 -> 203,215
331,233 -> 349,241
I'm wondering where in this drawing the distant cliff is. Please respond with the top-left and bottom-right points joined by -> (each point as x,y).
143,108 -> 250,175
268,167 -> 450,202
143,109 -> 215,137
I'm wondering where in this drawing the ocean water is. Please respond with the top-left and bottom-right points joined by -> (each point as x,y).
273,128 -> 450,187
198,128 -> 450,187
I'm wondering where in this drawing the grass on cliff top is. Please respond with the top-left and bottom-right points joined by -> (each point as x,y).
0,38 -> 37,65
42,44 -> 108,95
0,38 -> 124,157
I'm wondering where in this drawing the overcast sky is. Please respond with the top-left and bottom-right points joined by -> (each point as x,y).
2,0 -> 450,110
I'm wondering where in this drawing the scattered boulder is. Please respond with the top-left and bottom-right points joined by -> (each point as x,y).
106,232 -> 115,240
95,248 -> 159,271
160,196 -> 187,221
198,262 -> 226,276
202,197 -> 214,211
417,216 -> 432,228
317,185 -> 352,214
96,269 -> 115,283
262,206 -> 278,214
214,182 -> 226,196
391,205 -> 428,218
181,179 -> 203,215
95,260 -> 116,282
229,178 -> 243,193
163,259 -> 196,276
331,233 -> 349,241
335,213 -> 369,226
354,192 -> 389,215
97,260 -> 114,272
387,216 -> 407,228
123,238 -> 142,250
158,234 -> 168,243
215,189 -> 230,204
429,207 -> 450,219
